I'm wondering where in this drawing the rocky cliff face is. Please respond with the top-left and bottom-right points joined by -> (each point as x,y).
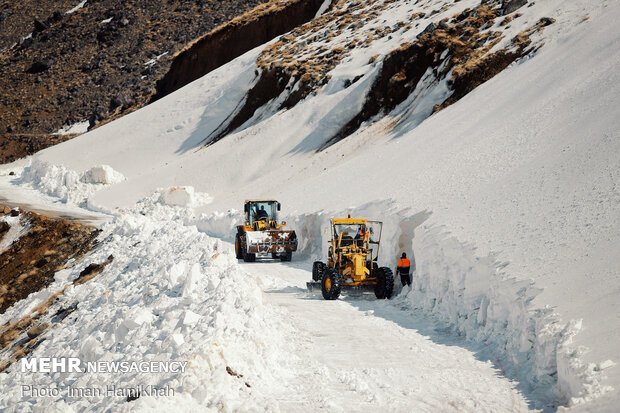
0,0 -> 272,163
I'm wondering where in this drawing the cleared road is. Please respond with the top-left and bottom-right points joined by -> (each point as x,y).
242,260 -> 534,412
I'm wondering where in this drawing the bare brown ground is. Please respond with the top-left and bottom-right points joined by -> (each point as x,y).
0,207 -> 112,372
0,207 -> 99,314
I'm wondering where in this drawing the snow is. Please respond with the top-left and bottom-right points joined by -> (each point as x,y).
0,215 -> 30,254
144,52 -> 169,67
66,0 -> 87,15
159,186 -> 211,208
81,165 -> 125,185
1,0 -> 619,411
0,172 -> 110,225
315,0 -> 332,18
52,120 -> 90,136
17,158 -> 125,211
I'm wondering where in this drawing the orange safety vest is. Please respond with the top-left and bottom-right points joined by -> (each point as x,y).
398,258 -> 410,267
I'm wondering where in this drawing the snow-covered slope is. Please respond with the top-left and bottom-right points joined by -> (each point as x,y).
1,0 -> 619,410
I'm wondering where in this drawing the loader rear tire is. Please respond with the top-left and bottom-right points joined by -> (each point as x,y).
321,268 -> 341,300
280,251 -> 292,262
312,261 -> 326,281
374,267 -> 394,299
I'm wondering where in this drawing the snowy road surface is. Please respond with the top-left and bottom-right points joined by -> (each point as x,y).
245,260 -> 533,412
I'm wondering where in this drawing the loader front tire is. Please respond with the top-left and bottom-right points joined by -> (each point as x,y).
241,236 -> 256,262
243,251 -> 256,262
312,261 -> 326,281
235,234 -> 243,259
321,268 -> 341,300
374,267 -> 394,299
280,251 -> 292,262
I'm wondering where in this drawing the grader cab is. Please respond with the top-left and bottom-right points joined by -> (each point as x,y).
235,199 -> 297,262
307,218 -> 393,300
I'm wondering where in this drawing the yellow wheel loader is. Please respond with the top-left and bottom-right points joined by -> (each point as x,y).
307,217 -> 394,300
235,199 -> 298,262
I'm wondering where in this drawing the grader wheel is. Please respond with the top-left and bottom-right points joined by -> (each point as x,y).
374,267 -> 394,299
312,261 -> 326,281
235,234 -> 243,259
321,268 -> 341,300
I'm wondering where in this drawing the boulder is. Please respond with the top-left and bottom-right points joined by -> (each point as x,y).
109,93 -> 134,110
27,322 -> 50,339
26,60 -> 50,74
33,19 -> 49,33
502,0 -> 528,15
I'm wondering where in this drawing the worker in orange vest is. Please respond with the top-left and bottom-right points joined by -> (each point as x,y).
355,226 -> 368,246
397,252 -> 412,286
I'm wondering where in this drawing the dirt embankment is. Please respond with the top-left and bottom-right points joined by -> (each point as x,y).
0,206 -> 111,372
0,208 -> 99,314
152,0 -> 326,101
0,0 -> 272,164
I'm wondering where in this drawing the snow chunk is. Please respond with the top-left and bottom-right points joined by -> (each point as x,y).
124,308 -> 155,330
81,165 -> 125,185
182,310 -> 201,326
597,360 -> 616,371
171,333 -> 185,347
159,186 -> 211,208
168,261 -> 187,287
182,263 -> 202,297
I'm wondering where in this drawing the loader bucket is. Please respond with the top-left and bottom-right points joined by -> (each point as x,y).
245,230 -> 298,254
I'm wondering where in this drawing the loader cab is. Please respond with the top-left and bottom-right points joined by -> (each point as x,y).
244,200 -> 281,227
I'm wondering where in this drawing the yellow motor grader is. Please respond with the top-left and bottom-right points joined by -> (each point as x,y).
235,199 -> 297,262
307,217 -> 393,300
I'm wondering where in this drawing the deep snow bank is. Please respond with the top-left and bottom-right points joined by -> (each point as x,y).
400,225 -> 612,408
0,194 -> 296,411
